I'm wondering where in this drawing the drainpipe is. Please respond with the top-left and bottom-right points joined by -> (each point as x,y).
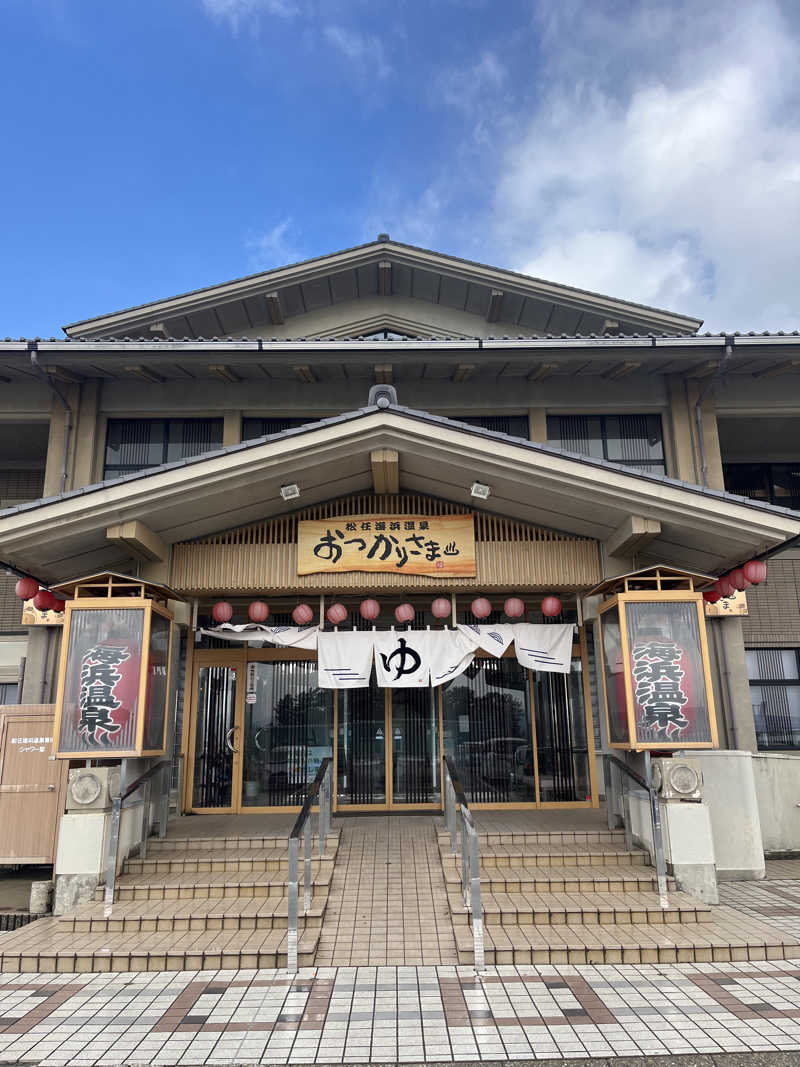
694,335 -> 734,487
28,342 -> 72,495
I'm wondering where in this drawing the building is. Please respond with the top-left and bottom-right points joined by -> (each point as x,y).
0,237 -> 799,893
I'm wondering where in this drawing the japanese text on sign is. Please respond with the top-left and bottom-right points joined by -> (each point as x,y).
297,514 -> 476,578
632,640 -> 690,741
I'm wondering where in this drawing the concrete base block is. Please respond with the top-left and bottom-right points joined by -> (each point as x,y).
671,862 -> 719,904
628,790 -> 719,904
54,873 -> 98,915
28,880 -> 53,915
695,750 -> 765,881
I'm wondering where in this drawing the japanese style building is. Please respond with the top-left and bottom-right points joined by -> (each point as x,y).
1,236 -> 799,892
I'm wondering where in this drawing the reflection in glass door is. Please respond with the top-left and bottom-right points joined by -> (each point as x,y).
192,665 -> 237,809
533,658 -> 591,802
241,660 -> 333,808
391,688 -> 440,805
337,680 -> 386,805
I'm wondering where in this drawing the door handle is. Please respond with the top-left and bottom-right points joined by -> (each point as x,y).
254,728 -> 266,752
225,727 -> 239,754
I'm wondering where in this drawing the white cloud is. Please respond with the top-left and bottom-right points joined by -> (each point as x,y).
201,0 -> 299,31
323,24 -> 392,80
245,219 -> 303,270
491,0 -> 800,329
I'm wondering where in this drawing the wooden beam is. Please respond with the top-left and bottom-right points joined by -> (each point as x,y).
605,515 -> 661,558
378,260 -> 392,297
688,359 -> 720,378
124,365 -> 164,383
266,291 -> 284,325
209,364 -> 240,383
528,362 -> 559,382
602,361 -> 641,380
452,363 -> 475,383
45,366 -> 83,385
371,448 -> 399,494
753,359 -> 800,378
602,319 -> 621,336
374,363 -> 393,384
106,520 -> 168,563
486,289 -> 504,322
292,364 -> 316,384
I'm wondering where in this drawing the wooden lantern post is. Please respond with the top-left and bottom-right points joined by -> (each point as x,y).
51,572 -> 178,758
594,566 -> 719,751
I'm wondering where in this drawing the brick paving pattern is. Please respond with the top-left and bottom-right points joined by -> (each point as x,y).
0,961 -> 800,1063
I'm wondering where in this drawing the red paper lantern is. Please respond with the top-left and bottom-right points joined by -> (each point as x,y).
504,596 -> 525,619
248,601 -> 269,623
431,597 -> 451,619
212,601 -> 233,623
743,559 -> 767,585
51,598 -> 66,614
729,569 -> 750,592
360,598 -> 380,621
326,602 -> 348,625
471,597 -> 492,619
541,595 -> 562,618
716,577 -> 733,598
14,577 -> 39,601
292,603 -> 314,625
33,590 -> 56,613
395,602 -> 415,624
703,591 -> 721,604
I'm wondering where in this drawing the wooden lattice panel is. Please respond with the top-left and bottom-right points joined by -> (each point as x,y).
170,494 -> 601,594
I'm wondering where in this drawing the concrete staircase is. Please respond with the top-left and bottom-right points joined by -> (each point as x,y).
0,831 -> 339,973
440,827 -> 799,965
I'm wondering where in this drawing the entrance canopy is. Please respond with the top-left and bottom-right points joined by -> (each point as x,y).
0,402 -> 798,583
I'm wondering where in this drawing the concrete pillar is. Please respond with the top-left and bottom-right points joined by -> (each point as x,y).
528,408 -> 547,443
686,382 -> 725,491
71,379 -> 102,488
20,627 -> 61,704
223,411 -> 241,447
665,375 -> 697,482
42,384 -> 80,497
694,751 -> 765,880
715,617 -> 758,752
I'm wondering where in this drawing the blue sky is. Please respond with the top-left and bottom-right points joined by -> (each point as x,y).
2,0 -> 799,336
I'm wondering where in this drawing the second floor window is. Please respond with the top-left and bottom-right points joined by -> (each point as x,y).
723,463 -> 800,511
104,419 -> 224,478
546,414 -> 666,474
456,415 -> 530,439
747,648 -> 800,750
241,417 -> 314,441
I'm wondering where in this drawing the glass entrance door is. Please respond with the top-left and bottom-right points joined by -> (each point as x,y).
191,660 -> 240,810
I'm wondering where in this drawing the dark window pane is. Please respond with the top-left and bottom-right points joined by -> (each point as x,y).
105,419 -> 164,473
548,414 -> 663,470
241,417 -> 312,440
605,414 -> 664,464
165,419 -> 222,462
723,464 -> 772,503
771,464 -> 800,510
458,415 -> 530,438
751,684 -> 800,749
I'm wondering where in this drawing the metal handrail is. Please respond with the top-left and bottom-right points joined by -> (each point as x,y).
604,752 -> 669,908
104,758 -> 171,910
287,757 -> 333,973
442,755 -> 484,972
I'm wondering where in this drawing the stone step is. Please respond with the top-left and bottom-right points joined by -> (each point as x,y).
442,863 -> 674,895
59,896 -> 326,934
438,829 -> 626,847
453,910 -> 800,966
447,889 -> 711,927
440,844 -> 648,869
147,830 -> 340,853
123,845 -> 337,877
96,865 -> 333,903
0,917 -> 318,973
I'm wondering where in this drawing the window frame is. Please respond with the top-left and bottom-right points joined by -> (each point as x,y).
102,417 -> 224,479
546,413 -> 666,474
746,647 -> 800,751
723,461 -> 800,511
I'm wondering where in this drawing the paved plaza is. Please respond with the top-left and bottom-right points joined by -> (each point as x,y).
0,959 -> 800,1064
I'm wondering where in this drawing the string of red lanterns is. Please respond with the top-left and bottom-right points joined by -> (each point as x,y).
703,559 -> 768,604
13,579 -> 65,614
208,593 -> 566,625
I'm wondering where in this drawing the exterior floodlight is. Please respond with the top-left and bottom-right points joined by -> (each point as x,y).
280,484 -> 300,501
470,482 -> 491,500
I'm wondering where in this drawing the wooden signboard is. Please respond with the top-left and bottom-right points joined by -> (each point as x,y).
297,513 -> 476,578
0,706 -> 68,864
705,590 -> 748,617
21,599 -> 65,626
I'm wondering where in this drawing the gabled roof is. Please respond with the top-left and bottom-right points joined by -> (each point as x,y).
0,401 -> 796,584
63,237 -> 703,341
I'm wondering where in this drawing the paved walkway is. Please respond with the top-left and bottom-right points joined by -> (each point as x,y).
0,960 -> 800,1063
314,817 -> 458,967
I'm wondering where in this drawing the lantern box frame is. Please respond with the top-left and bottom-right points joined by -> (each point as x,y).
51,573 -> 179,759
593,567 -> 719,752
